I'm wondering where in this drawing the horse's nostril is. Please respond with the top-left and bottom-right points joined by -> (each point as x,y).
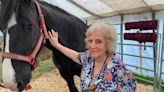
17,82 -> 25,92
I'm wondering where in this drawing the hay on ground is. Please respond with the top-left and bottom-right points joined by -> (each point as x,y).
0,69 -> 154,92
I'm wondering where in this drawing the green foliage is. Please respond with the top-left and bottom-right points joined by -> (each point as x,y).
133,72 -> 164,91
32,58 -> 55,78
133,72 -> 153,85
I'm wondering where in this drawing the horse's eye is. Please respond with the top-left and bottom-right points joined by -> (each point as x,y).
28,24 -> 32,30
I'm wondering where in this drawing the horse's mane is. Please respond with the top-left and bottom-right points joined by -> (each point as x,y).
39,1 -> 85,28
0,0 -> 83,30
39,1 -> 76,17
0,0 -> 18,30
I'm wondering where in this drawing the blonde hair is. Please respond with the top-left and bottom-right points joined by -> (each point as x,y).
85,21 -> 117,55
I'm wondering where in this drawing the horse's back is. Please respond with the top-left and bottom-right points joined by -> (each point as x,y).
39,1 -> 88,91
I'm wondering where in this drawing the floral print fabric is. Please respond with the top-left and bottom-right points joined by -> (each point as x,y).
78,51 -> 136,92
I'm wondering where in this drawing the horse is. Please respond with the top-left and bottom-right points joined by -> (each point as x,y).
0,0 -> 87,91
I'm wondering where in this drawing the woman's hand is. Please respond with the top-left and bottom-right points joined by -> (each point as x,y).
48,29 -> 60,48
48,29 -> 80,64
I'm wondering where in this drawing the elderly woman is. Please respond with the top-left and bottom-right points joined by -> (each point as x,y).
48,21 -> 136,92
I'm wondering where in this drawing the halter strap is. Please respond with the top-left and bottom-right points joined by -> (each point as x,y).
34,0 -> 49,39
0,30 -> 44,70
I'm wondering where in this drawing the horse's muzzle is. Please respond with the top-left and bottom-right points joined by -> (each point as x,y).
3,82 -> 18,91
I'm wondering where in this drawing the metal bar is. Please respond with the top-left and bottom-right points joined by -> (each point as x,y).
135,76 -> 154,84
159,20 -> 164,92
120,15 -> 124,60
139,43 -> 143,75
160,72 -> 164,74
118,32 -> 161,35
101,0 -> 122,15
126,64 -> 154,72
117,43 -> 155,48
141,0 -> 153,12
152,12 -> 158,91
68,0 -> 101,18
116,52 -> 155,60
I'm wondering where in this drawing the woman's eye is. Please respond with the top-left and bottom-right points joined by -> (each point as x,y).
88,39 -> 93,43
95,39 -> 102,44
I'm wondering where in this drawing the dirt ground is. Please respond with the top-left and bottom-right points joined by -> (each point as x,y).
0,69 -> 154,92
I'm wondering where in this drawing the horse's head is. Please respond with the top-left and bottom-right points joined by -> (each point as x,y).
0,0 -> 41,91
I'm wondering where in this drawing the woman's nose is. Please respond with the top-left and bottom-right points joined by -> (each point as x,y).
89,41 -> 96,48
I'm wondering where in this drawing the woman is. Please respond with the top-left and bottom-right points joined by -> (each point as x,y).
48,21 -> 136,92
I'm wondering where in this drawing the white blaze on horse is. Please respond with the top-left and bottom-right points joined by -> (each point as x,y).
0,0 -> 87,92
3,13 -> 18,91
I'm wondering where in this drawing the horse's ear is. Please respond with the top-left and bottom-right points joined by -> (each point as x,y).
24,0 -> 32,5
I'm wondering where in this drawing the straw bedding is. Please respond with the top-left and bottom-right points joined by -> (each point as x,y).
0,69 -> 153,92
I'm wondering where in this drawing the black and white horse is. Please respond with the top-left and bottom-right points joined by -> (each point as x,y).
0,0 -> 87,91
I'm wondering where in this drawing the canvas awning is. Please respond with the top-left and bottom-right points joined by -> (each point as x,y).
45,0 -> 164,20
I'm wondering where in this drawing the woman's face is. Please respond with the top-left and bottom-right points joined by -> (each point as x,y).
86,29 -> 107,59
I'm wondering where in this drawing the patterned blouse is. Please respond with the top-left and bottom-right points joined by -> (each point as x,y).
78,51 -> 136,92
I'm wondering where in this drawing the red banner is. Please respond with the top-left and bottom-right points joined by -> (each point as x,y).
124,33 -> 157,43
125,20 -> 158,30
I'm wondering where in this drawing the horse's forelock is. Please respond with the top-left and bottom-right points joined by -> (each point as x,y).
0,0 -> 18,30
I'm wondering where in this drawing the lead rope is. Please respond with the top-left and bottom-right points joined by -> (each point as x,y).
87,55 -> 108,91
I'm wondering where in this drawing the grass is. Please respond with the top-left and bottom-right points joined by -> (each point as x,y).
133,72 -> 164,91
134,72 -> 164,84
133,72 -> 154,85
32,58 -> 55,78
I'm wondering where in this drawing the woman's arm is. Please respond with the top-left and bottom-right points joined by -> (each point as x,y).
117,60 -> 136,92
48,29 -> 80,64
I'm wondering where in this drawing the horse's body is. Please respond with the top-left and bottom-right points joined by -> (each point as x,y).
0,0 -> 87,91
